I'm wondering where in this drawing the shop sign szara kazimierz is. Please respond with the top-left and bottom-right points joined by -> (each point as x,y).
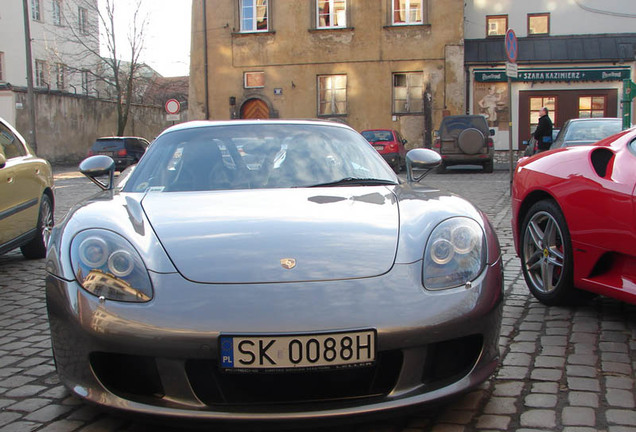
474,67 -> 630,82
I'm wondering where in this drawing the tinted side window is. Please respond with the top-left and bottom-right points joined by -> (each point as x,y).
0,124 -> 26,159
92,139 -> 124,151
128,139 -> 149,152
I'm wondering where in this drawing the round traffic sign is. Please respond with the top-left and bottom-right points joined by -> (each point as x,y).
505,29 -> 518,63
165,99 -> 181,115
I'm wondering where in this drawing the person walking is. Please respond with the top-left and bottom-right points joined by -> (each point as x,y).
533,107 -> 553,152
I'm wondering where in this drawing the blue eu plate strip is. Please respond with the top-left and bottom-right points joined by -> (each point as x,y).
220,337 -> 234,368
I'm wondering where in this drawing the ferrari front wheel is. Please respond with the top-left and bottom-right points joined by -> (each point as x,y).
520,200 -> 574,305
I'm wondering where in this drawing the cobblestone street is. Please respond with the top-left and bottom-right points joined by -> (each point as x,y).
0,167 -> 634,432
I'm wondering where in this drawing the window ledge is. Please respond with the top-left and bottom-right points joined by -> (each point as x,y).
308,27 -> 354,34
232,30 -> 276,37
383,23 -> 431,30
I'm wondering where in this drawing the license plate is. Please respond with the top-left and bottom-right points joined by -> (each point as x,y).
219,330 -> 376,371
373,145 -> 384,151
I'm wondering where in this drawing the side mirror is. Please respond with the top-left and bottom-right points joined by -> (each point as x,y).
490,129 -> 496,136
79,155 -> 116,190
402,139 -> 408,145
433,130 -> 439,138
0,150 -> 6,169
406,148 -> 441,183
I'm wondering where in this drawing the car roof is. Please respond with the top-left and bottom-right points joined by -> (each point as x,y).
564,117 -> 620,124
96,136 -> 147,140
442,115 -> 487,120
361,129 -> 396,132
158,119 -> 354,138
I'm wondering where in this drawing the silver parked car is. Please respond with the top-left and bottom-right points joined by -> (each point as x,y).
550,117 -> 622,149
46,120 -> 503,423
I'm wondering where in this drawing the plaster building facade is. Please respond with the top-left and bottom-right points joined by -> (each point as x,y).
464,0 -> 636,154
189,0 -> 465,148
0,0 -> 101,124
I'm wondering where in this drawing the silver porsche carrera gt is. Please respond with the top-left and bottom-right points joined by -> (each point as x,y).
45,120 -> 503,423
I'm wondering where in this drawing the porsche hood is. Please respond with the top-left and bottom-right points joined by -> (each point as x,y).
141,187 -> 399,284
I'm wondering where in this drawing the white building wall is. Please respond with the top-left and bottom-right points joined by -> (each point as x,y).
0,0 -> 99,92
0,2 -> 29,87
465,0 -> 636,39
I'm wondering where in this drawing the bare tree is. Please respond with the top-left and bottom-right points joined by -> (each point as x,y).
52,0 -> 150,136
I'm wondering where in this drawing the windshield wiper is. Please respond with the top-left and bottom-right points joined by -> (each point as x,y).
308,177 -> 398,188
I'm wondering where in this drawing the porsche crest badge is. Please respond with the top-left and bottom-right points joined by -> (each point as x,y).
280,258 -> 296,269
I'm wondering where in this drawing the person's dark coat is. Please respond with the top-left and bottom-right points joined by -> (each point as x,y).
533,114 -> 553,151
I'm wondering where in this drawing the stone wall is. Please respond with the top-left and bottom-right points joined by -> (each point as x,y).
5,88 -> 184,164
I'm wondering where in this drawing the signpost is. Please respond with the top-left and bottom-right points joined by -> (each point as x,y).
165,98 -> 181,122
622,79 -> 636,130
505,29 -> 517,189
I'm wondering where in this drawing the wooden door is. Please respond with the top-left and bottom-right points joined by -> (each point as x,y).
240,99 -> 270,119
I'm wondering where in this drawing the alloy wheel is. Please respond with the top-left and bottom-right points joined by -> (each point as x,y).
522,210 -> 565,295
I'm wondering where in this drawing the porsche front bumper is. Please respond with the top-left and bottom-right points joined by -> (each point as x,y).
46,258 -> 503,423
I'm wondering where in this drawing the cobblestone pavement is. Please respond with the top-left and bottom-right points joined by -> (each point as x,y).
1,166 -> 634,432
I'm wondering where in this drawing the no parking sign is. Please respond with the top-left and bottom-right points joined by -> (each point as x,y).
165,99 -> 181,121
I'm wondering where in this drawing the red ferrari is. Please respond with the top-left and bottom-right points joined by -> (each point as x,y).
512,127 -> 636,305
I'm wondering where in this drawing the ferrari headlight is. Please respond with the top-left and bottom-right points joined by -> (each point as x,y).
424,217 -> 486,290
71,230 -> 153,302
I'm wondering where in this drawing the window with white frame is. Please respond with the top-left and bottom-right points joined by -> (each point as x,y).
35,60 -> 47,87
392,0 -> 423,25
318,75 -> 347,116
317,0 -> 346,29
31,0 -> 41,20
52,0 -> 63,26
487,15 -> 507,36
393,72 -> 423,113
78,7 -> 88,34
528,13 -> 549,35
240,0 -> 269,32
56,63 -> 65,90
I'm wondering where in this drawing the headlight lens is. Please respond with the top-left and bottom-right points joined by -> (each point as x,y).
71,230 -> 153,302
424,217 -> 486,290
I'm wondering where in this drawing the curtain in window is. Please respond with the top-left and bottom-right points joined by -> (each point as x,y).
318,0 -> 346,28
318,0 -> 330,27
256,0 -> 268,30
393,0 -> 422,24
319,75 -> 346,115
242,0 -> 268,31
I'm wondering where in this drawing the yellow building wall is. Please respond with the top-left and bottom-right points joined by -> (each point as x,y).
189,0 -> 465,148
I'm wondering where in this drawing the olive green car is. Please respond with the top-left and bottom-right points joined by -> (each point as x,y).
0,117 -> 54,259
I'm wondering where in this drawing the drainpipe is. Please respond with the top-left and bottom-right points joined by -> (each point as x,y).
22,0 -> 37,152
202,0 -> 210,119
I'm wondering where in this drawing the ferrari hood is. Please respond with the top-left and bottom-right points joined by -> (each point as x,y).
142,187 -> 399,284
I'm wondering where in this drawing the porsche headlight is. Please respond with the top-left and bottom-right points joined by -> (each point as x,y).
71,230 -> 153,302
424,217 -> 486,290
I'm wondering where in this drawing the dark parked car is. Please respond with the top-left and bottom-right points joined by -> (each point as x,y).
88,136 -> 150,171
550,117 -> 622,149
360,129 -> 407,172
434,115 -> 495,173
0,116 -> 54,259
46,120 -> 503,423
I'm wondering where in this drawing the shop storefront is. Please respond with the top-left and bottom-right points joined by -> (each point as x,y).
469,65 -> 632,152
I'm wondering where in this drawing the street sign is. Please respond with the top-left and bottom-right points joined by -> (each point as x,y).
165,99 -> 181,115
505,29 -> 518,63
506,62 -> 518,78
166,113 -> 181,121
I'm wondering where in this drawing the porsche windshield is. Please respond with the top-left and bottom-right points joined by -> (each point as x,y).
123,123 -> 397,192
